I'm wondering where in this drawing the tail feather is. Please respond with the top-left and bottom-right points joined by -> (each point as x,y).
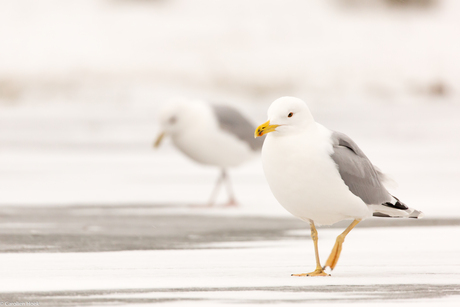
370,196 -> 424,219
408,209 -> 424,219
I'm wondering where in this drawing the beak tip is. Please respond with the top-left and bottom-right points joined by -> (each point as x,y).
255,120 -> 277,138
154,131 -> 166,148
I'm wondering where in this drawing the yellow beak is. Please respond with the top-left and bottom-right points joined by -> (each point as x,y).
254,120 -> 279,138
153,131 -> 166,148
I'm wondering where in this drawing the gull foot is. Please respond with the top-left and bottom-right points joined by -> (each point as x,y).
222,200 -> 238,207
292,269 -> 330,277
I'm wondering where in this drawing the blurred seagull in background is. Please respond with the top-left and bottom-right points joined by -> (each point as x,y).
255,96 -> 423,276
154,99 -> 264,207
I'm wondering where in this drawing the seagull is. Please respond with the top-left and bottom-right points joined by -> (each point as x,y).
154,99 -> 264,207
255,96 -> 423,276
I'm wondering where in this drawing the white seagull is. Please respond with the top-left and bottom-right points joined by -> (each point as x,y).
155,99 -> 264,207
255,97 -> 423,276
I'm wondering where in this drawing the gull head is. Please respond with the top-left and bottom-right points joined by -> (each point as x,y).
154,100 -> 205,148
255,97 -> 314,138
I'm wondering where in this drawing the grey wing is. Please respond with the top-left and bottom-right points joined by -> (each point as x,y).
211,104 -> 265,151
330,131 -> 392,205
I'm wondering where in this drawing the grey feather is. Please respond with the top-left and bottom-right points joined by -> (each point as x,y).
330,131 -> 392,205
211,104 -> 264,151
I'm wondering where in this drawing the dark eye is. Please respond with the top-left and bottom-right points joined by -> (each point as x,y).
169,116 -> 177,124
288,112 -> 293,118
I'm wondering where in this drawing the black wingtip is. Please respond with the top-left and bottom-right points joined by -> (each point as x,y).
383,196 -> 409,210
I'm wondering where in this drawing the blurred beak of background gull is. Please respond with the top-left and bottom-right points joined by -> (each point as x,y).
153,131 -> 166,148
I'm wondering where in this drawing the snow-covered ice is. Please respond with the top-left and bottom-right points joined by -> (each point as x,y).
0,226 -> 459,305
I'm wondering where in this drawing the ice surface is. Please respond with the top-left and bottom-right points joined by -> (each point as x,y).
0,226 -> 459,305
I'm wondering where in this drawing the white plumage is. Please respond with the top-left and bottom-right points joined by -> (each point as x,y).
262,121 -> 370,225
155,99 -> 264,206
255,96 -> 423,276
158,101 -> 256,167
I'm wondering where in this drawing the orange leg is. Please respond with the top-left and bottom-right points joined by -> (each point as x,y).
292,220 -> 329,277
323,219 -> 361,271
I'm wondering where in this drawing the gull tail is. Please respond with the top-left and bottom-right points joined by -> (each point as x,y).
371,196 -> 424,219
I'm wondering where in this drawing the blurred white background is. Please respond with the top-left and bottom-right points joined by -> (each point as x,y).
0,0 -> 458,218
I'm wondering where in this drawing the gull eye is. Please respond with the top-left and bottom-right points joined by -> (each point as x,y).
169,116 -> 177,124
288,112 -> 293,118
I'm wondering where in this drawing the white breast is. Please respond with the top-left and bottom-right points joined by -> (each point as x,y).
262,124 -> 370,225
171,117 -> 255,168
